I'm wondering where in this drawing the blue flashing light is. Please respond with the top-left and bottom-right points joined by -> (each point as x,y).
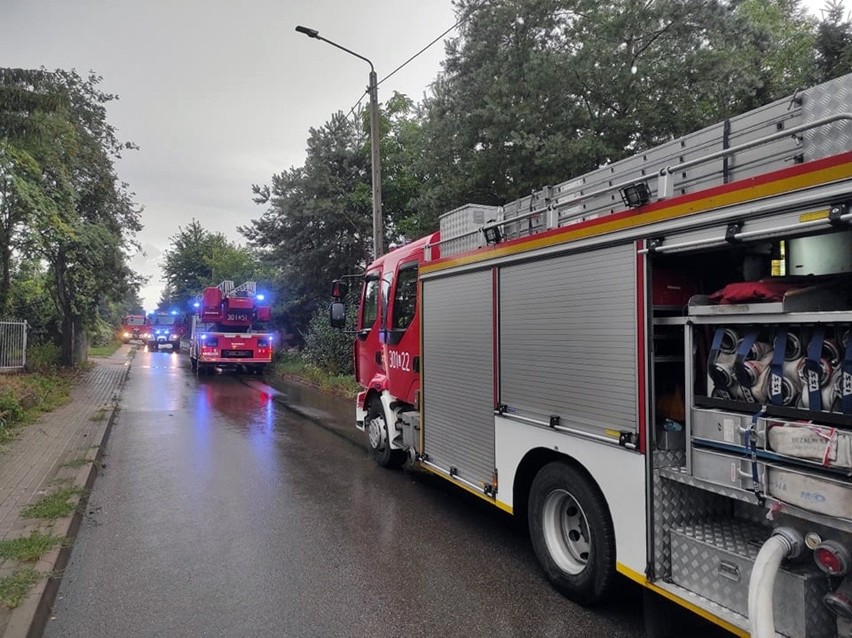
171,310 -> 178,315
256,294 -> 265,301
200,334 -> 207,340
193,302 -> 200,308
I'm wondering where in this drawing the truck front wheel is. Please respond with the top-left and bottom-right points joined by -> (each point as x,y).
366,399 -> 406,469
528,462 -> 616,605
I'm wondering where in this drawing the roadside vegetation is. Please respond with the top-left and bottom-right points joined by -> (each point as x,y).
268,353 -> 360,400
88,340 -> 121,357
0,531 -> 63,563
20,486 -> 85,520
0,568 -> 40,609
0,344 -> 73,446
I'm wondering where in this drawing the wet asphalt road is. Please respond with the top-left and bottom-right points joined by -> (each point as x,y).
45,346 -> 725,637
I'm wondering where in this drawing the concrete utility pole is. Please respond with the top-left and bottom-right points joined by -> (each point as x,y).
295,25 -> 383,260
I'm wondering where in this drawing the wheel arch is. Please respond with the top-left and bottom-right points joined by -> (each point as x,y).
513,448 -> 615,534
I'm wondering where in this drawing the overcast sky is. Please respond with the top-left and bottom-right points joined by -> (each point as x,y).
1,0 -> 456,310
0,0 -> 833,311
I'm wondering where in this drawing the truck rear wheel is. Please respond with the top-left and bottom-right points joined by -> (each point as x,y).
528,461 -> 616,605
366,399 -> 406,469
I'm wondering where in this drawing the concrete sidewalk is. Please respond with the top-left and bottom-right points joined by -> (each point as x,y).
0,346 -> 133,638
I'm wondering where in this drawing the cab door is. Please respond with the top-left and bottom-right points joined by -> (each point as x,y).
355,269 -> 383,387
383,261 -> 420,405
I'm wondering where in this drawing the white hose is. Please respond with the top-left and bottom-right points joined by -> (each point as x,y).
748,534 -> 792,638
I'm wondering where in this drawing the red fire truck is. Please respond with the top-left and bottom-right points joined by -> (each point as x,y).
146,311 -> 187,351
119,314 -> 146,343
333,72 -> 852,636
189,281 -> 273,375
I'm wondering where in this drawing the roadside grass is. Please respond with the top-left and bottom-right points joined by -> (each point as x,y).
0,531 -> 63,562
0,568 -> 40,608
89,341 -> 121,357
61,457 -> 93,469
21,487 -> 86,520
0,370 -> 73,446
90,407 -> 108,422
269,353 -> 359,400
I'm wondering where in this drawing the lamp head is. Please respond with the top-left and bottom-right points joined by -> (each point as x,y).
295,25 -> 320,38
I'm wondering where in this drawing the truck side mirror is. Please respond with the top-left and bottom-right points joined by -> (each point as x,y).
329,302 -> 346,329
331,280 -> 349,299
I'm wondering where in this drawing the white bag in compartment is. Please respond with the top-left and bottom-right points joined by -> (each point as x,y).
767,468 -> 852,519
767,423 -> 852,470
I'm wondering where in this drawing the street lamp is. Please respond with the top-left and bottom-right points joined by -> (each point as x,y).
295,25 -> 383,259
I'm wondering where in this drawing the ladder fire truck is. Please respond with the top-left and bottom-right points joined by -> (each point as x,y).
189,281 -> 273,375
331,73 -> 852,636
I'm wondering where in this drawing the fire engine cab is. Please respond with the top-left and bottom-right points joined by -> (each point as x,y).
333,72 -> 852,636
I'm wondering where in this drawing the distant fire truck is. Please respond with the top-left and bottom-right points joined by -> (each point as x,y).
146,311 -> 185,351
332,73 -> 852,636
119,314 -> 146,343
189,281 -> 272,375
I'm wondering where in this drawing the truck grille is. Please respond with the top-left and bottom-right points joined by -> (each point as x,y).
222,349 -> 252,358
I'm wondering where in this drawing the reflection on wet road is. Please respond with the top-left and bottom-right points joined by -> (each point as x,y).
46,346 -> 725,637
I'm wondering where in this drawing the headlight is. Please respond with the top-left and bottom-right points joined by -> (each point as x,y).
123,332 -> 130,337
170,334 -> 178,340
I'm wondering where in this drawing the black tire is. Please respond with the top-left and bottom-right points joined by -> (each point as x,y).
528,461 -> 616,605
171,340 -> 180,351
255,365 -> 266,375
365,399 -> 406,469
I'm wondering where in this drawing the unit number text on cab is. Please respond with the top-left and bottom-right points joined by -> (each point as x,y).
388,350 -> 411,372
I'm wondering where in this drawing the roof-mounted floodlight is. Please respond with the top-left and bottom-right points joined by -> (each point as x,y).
483,225 -> 503,246
620,182 -> 651,208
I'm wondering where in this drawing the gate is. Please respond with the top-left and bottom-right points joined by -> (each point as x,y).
0,320 -> 27,372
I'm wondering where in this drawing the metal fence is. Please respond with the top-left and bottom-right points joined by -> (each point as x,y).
0,320 -> 27,372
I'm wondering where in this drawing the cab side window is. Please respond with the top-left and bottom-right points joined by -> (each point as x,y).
392,264 -> 418,330
360,275 -> 380,330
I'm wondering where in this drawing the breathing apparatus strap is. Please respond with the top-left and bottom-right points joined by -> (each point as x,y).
842,338 -> 852,414
735,328 -> 760,401
768,328 -> 787,406
805,327 -> 826,412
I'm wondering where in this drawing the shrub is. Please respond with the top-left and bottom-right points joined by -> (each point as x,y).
300,302 -> 356,376
26,341 -> 60,374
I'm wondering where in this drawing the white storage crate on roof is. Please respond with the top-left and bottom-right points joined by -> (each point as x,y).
439,204 -> 501,257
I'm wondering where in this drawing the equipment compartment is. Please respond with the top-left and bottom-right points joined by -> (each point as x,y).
670,519 -> 833,638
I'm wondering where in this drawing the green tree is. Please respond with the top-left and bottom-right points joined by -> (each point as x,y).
241,112 -> 373,341
814,0 -> 852,81
414,0 -> 818,222
160,219 -> 267,309
0,68 -> 142,364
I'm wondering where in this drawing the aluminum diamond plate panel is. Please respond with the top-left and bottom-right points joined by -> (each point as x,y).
670,520 -> 834,637
652,451 -> 728,580
804,73 -> 852,161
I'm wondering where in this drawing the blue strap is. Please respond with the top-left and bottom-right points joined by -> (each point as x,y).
743,406 -> 767,504
708,328 -> 731,396
709,328 -> 725,364
842,336 -> 852,413
805,327 -> 825,411
768,328 -> 787,406
735,328 -> 759,400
